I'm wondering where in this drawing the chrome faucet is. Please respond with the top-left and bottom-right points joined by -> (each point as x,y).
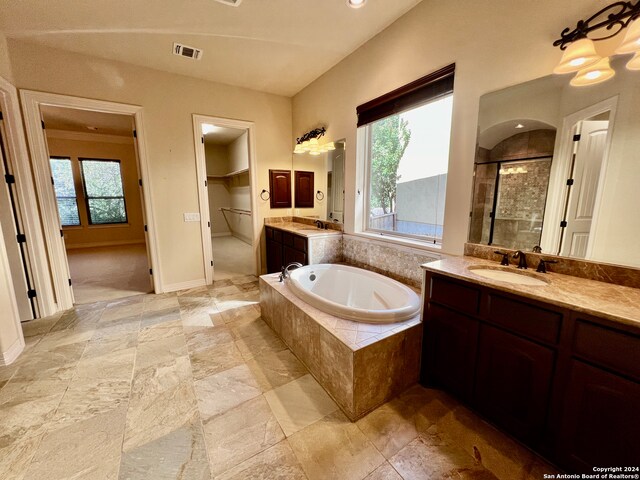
279,262 -> 303,282
314,220 -> 326,229
513,250 -> 528,269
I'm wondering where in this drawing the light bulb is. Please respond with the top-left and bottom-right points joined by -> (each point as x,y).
553,38 -> 601,75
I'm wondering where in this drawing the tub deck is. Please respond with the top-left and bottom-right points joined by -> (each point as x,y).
259,273 -> 422,420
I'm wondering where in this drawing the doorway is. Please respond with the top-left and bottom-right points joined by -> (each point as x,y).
21,91 -> 161,312
192,115 -> 260,282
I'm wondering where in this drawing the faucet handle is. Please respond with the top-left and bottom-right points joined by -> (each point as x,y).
494,250 -> 509,266
536,259 -> 557,274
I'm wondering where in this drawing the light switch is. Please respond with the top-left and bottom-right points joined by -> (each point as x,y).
183,213 -> 201,222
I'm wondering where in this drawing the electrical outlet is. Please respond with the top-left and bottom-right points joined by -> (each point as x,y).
183,213 -> 201,222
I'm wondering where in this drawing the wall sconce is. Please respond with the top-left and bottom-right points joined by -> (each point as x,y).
553,1 -> 640,86
293,127 -> 335,155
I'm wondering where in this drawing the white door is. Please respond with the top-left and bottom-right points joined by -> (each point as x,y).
0,124 -> 33,320
560,120 -> 609,258
331,146 -> 345,223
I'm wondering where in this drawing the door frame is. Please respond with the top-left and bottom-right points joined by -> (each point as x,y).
20,90 -> 162,312
540,96 -> 617,256
192,114 -> 260,282
0,77 -> 53,317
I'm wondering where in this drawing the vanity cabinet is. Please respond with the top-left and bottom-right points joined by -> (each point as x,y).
265,226 -> 307,273
421,271 -> 640,472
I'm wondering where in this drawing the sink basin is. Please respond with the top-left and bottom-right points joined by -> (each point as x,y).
467,266 -> 549,286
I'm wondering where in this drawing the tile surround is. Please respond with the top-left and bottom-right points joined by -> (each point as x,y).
0,273 -> 553,479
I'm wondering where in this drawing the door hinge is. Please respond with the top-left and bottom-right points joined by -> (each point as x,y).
51,176 -> 55,185
149,268 -> 153,275
133,129 -> 137,138
560,220 -> 568,228
201,137 -> 204,144
204,180 -> 208,187
41,120 -> 45,129
5,174 -> 15,184
566,178 -> 574,186
68,278 -> 72,286
138,179 -> 142,187
210,260 -> 213,266
0,111 -> 3,120
27,289 -> 37,299
60,229 -> 64,237
16,233 -> 26,243
573,134 -> 581,142
144,224 -> 148,232
208,221 -> 210,228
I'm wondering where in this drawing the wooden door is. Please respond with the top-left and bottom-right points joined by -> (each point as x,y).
294,171 -> 314,208
474,325 -> 555,445
269,170 -> 291,208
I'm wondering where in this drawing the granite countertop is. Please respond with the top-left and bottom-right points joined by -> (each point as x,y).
266,222 -> 342,238
422,255 -> 640,331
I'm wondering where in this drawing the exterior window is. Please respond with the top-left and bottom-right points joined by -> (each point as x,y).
80,159 -> 127,224
50,157 -> 80,226
358,65 -> 455,244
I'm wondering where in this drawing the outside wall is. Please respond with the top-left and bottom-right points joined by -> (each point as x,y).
291,0 -> 608,257
7,39 -> 292,287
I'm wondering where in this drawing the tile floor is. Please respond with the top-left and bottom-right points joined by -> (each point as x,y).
0,274 -> 547,480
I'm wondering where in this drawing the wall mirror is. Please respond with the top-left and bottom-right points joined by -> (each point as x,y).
292,139 -> 345,223
469,57 -> 640,268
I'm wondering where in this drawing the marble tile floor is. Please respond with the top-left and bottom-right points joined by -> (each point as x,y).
0,274 -> 548,480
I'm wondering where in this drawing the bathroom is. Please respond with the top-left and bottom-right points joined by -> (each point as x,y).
0,1 -> 639,479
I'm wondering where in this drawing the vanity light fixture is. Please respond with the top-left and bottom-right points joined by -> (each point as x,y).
347,0 -> 366,9
293,127 -> 335,155
553,1 -> 640,85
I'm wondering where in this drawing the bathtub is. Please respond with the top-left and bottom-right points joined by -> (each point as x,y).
286,264 -> 421,323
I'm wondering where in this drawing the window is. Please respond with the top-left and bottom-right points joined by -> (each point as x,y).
80,159 -> 128,224
358,64 -> 455,244
50,157 -> 80,226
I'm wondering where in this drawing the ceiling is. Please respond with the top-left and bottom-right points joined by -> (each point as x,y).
41,105 -> 134,136
203,125 -> 245,145
0,0 -> 423,96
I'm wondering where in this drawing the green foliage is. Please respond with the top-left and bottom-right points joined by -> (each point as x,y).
370,115 -> 411,213
82,160 -> 127,224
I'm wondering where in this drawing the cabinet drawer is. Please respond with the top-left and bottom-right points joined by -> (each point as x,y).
430,276 -> 480,316
573,321 -> 640,381
273,229 -> 282,243
487,295 -> 562,344
293,235 -> 307,253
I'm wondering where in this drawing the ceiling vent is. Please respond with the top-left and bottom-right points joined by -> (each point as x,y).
173,43 -> 203,60
213,0 -> 243,6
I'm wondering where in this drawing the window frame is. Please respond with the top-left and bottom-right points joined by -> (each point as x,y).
79,157 -> 129,226
357,65 -> 455,246
49,156 -> 82,228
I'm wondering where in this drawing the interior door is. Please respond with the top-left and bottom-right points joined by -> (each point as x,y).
560,120 -> 609,258
0,112 -> 35,320
331,146 -> 345,223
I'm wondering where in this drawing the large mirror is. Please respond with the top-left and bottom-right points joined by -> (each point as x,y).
292,139 -> 345,224
469,56 -> 640,268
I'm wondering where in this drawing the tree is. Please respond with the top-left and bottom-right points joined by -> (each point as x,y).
370,115 -> 411,213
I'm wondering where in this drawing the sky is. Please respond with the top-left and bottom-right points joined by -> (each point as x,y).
396,95 -> 453,183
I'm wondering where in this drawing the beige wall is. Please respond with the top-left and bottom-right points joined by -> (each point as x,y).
205,143 -> 229,176
291,0 -> 607,256
0,34 -> 13,83
228,132 -> 249,173
46,134 -> 145,248
8,39 -> 292,286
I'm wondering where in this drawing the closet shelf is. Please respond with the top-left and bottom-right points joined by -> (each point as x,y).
207,168 -> 249,179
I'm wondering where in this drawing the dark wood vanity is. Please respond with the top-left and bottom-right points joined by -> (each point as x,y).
421,270 -> 640,473
265,226 -> 308,273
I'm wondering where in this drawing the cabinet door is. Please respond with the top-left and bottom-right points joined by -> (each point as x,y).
475,325 -> 554,445
421,304 -> 479,401
294,170 -> 314,208
266,239 -> 283,274
557,360 -> 640,472
269,170 -> 292,208
283,245 -> 306,266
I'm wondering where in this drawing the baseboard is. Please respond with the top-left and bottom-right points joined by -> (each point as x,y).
0,336 -> 25,366
162,278 -> 207,293
66,240 -> 146,249
212,232 -> 232,238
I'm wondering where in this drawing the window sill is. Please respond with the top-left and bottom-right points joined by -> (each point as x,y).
88,223 -> 131,229
349,231 -> 443,255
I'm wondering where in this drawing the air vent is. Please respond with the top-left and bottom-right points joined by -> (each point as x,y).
213,0 -> 243,6
173,43 -> 203,60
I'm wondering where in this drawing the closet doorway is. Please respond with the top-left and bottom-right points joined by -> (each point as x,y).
193,116 -> 259,282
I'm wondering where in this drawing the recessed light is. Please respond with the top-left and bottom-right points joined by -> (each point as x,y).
87,126 -> 98,131
347,0 -> 366,9
515,123 -> 524,129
